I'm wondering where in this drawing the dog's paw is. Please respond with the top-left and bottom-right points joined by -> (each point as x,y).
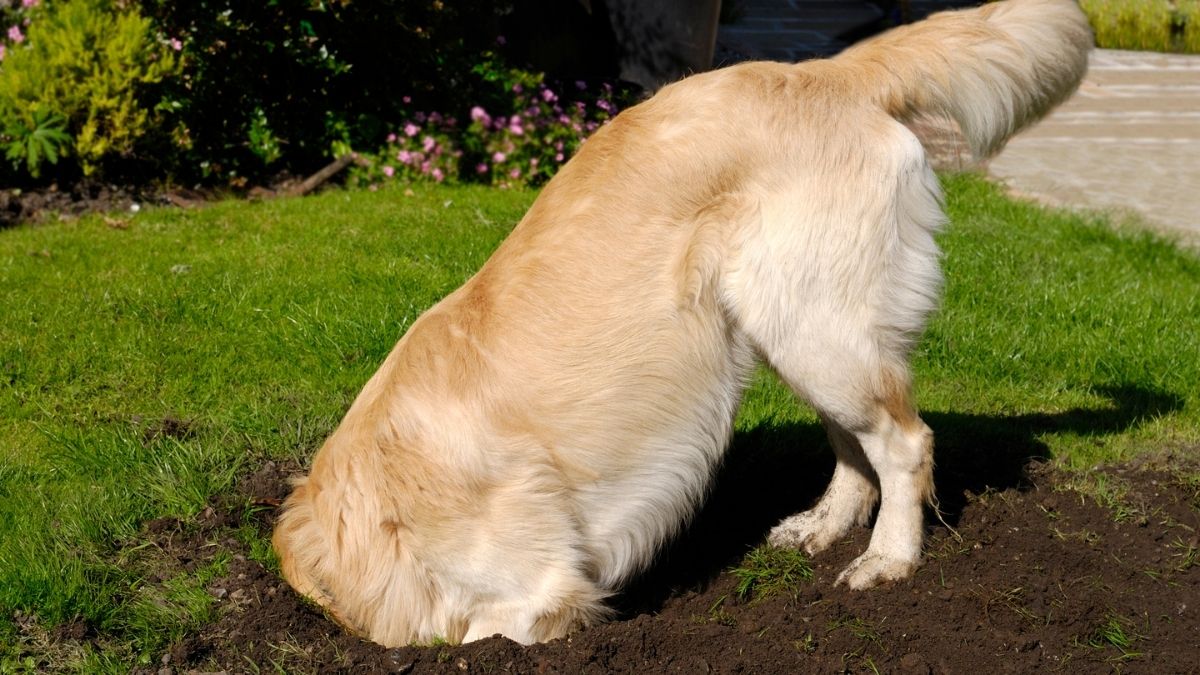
834,553 -> 918,589
767,510 -> 842,555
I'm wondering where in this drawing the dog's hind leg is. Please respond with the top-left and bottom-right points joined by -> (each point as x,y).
757,330 -> 933,587
768,417 -> 879,555
728,151 -> 940,585
829,369 -> 933,588
764,348 -> 933,588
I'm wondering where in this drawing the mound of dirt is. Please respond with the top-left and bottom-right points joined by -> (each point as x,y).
133,451 -> 1200,674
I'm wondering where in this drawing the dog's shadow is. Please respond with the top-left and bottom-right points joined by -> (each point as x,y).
613,383 -> 1183,616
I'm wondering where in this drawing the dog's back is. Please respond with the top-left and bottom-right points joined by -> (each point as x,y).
274,0 -> 1091,647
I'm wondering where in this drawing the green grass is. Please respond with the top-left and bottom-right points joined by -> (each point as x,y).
1,174 -> 1198,668
1081,0 -> 1200,53
1082,611 -> 1145,660
731,545 -> 813,602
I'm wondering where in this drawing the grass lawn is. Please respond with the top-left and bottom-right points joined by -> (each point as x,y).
1,175 -> 1198,669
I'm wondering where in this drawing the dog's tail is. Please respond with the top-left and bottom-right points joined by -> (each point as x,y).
835,0 -> 1092,157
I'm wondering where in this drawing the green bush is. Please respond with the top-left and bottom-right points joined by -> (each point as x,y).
0,0 -> 180,179
0,1 -> 632,188
137,0 -> 509,185
1081,0 -> 1200,53
1180,0 -> 1200,52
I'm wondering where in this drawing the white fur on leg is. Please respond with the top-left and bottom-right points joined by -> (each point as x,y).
835,414 -> 933,588
768,438 -> 878,554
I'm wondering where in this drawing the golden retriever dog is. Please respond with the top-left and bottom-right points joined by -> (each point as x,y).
274,0 -> 1091,646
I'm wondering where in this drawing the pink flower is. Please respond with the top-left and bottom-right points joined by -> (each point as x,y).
475,163 -> 488,174
382,165 -> 395,178
492,151 -> 506,163
402,95 -> 412,104
420,161 -> 431,174
509,122 -> 524,136
403,123 -> 419,137
470,106 -> 490,125
432,168 -> 445,182
8,26 -> 24,43
512,83 -> 523,94
422,136 -> 436,153
168,38 -> 183,51
541,88 -> 557,103
575,80 -> 587,91
596,99 -> 613,113
21,0 -> 39,7
398,150 -> 412,164
386,133 -> 397,143
509,167 -> 521,179
555,152 -> 564,162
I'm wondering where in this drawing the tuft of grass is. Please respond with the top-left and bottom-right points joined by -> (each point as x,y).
1083,612 -> 1145,660
794,632 -> 817,653
827,615 -> 883,644
1169,536 -> 1199,571
828,614 -> 887,669
696,595 -> 738,627
1174,468 -> 1200,512
730,545 -> 813,602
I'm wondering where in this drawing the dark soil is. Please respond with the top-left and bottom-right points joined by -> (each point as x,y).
127,432 -> 1200,675
0,182 -> 162,228
0,173 -> 306,229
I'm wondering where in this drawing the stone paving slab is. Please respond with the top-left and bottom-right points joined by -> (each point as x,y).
988,49 -> 1200,237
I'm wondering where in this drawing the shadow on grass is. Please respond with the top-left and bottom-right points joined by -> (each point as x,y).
614,383 -> 1183,616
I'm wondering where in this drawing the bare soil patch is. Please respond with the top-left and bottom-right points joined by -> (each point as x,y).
123,433 -> 1200,675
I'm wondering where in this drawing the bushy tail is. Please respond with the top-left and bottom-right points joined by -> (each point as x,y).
836,0 -> 1093,157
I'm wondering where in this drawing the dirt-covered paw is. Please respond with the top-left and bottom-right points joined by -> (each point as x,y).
834,552 -> 918,589
766,510 -> 843,556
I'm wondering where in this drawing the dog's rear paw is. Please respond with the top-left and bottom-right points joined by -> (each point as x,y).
834,553 -> 918,589
767,510 -> 843,555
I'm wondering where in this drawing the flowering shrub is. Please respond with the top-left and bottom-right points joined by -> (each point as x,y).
358,109 -> 462,186
138,0 -> 508,184
0,0 -> 181,179
355,69 -> 627,189
0,1 -> 633,187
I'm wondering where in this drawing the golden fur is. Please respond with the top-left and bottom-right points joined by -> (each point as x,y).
274,0 -> 1092,646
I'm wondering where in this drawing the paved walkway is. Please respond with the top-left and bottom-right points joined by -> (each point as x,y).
715,3 -> 1200,239
989,49 -> 1200,236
